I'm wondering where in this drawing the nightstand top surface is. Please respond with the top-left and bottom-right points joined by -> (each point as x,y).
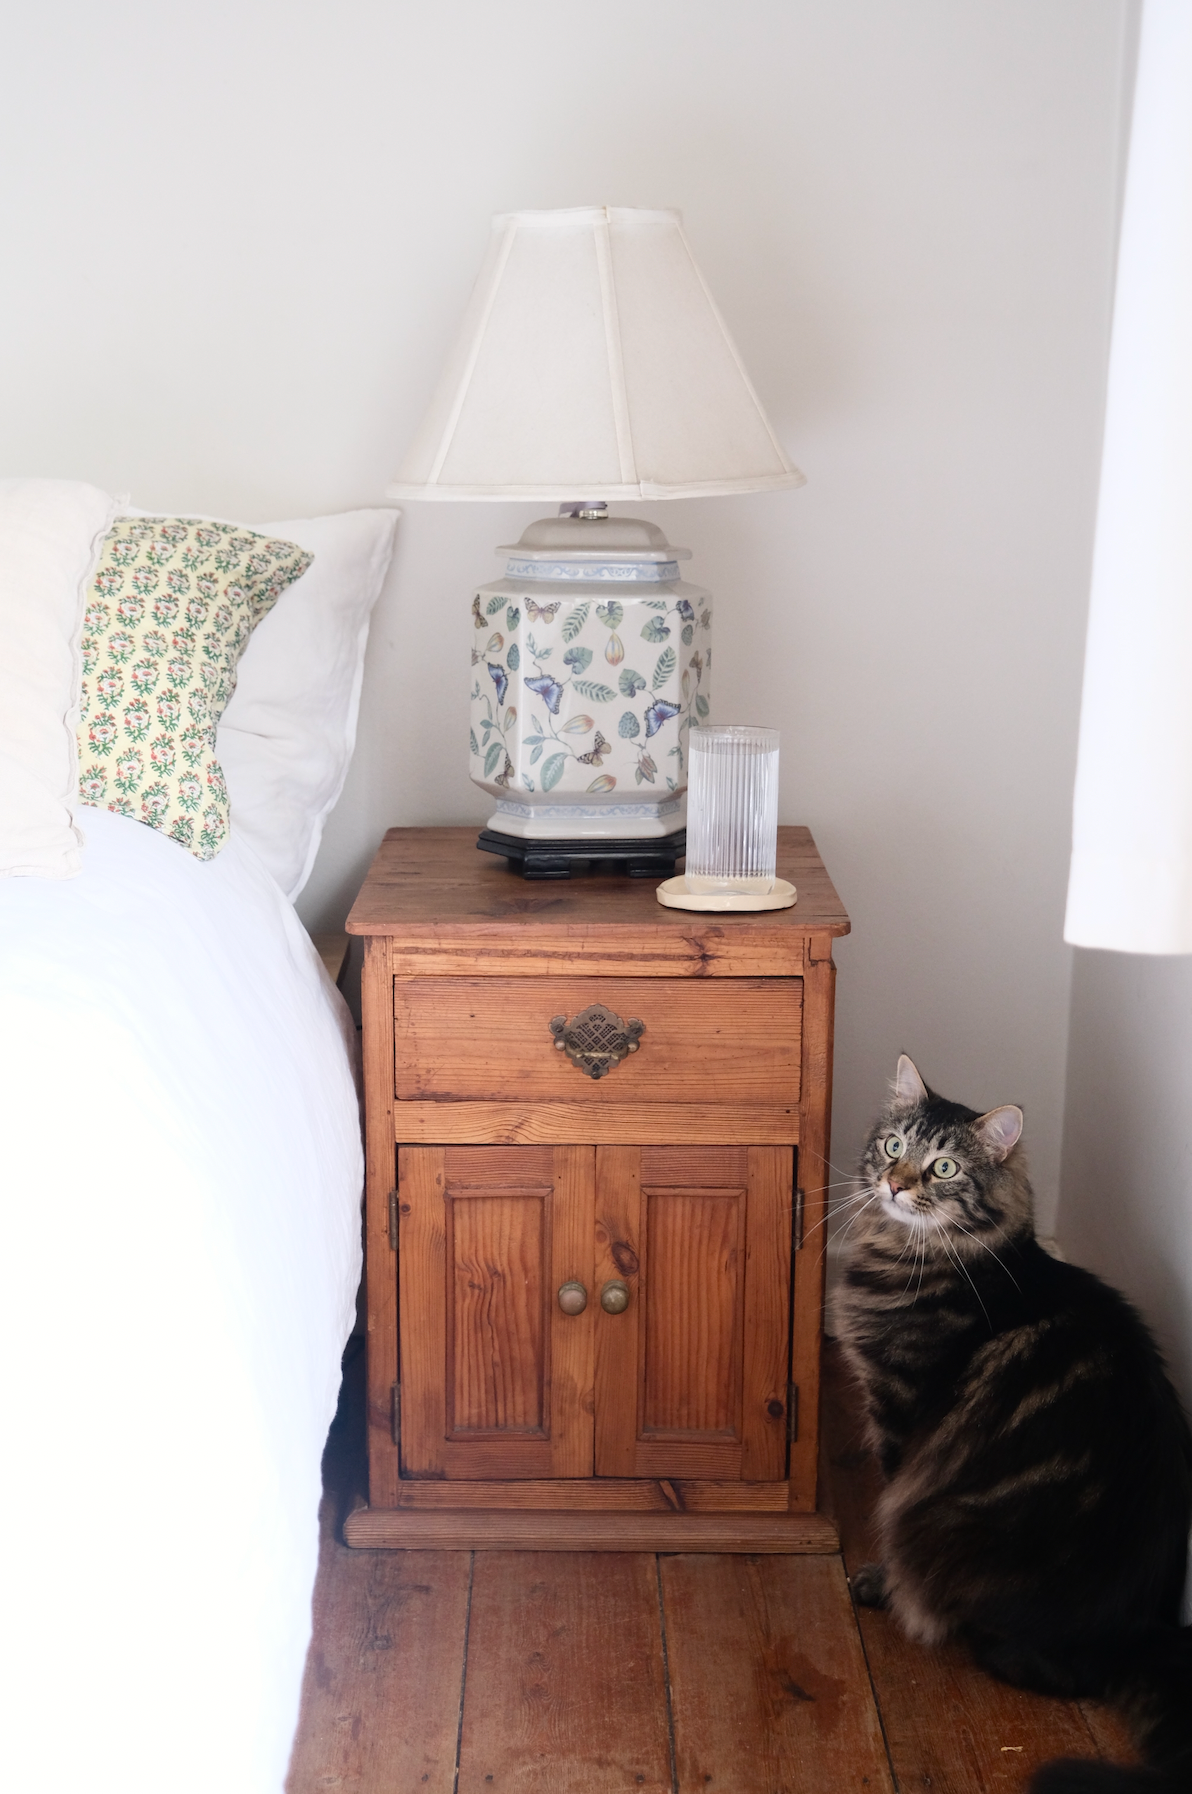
347,826 -> 849,942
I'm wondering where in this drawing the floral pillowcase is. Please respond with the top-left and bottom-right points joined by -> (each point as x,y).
76,517 -> 312,860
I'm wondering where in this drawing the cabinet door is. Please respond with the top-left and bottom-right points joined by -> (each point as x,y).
397,1145 -> 595,1478
594,1145 -> 793,1481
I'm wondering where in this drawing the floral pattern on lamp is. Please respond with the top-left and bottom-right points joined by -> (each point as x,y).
470,580 -> 712,839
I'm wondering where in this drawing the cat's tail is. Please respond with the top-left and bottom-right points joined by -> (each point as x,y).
1028,1626 -> 1192,1794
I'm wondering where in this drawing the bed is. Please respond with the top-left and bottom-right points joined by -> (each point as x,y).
0,481 -> 397,1793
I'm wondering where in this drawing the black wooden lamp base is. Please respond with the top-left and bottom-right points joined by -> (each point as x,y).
477,828 -> 686,881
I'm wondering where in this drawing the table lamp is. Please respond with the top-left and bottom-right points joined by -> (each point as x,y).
388,205 -> 804,877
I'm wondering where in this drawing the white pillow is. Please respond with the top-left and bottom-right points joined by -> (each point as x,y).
0,479 -> 118,878
216,510 -> 398,899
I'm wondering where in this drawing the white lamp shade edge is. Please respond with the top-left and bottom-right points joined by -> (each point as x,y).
385,468 -> 806,503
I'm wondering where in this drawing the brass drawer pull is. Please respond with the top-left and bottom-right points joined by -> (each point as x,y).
549,1003 -> 645,1080
557,1281 -> 588,1316
600,1278 -> 630,1315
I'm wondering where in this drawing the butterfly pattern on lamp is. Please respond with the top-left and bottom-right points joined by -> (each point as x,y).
524,672 -> 563,715
469,586 -> 711,819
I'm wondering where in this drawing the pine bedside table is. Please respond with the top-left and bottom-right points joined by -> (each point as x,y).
344,826 -> 849,1552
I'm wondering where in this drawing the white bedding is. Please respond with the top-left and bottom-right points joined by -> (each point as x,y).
0,808 -> 362,1793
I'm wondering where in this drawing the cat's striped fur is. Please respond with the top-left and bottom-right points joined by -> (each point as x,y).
835,1056 -> 1192,1794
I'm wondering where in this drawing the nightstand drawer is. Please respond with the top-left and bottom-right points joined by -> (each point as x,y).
392,976 -> 802,1106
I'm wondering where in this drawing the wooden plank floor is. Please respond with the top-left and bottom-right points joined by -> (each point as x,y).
286,1338 -> 1138,1794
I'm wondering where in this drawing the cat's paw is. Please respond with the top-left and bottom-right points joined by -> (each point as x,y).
850,1562 -> 889,1608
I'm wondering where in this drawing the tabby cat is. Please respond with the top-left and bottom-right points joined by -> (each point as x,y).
835,1055 -> 1192,1793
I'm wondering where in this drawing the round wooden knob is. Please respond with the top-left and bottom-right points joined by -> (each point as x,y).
600,1278 -> 630,1315
557,1281 -> 588,1316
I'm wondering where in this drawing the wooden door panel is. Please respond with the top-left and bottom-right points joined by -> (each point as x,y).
398,1144 -> 595,1479
594,1146 -> 793,1481
447,1187 -> 547,1434
642,1189 -> 744,1435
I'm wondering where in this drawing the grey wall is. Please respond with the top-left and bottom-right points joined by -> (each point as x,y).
1059,954 -> 1192,1407
2,0 -> 1135,1228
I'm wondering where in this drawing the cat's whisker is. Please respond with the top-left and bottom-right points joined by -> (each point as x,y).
891,1215 -> 924,1266
815,1185 -> 878,1228
822,1198 -> 873,1223
796,1148 -> 879,1188
822,1185 -> 877,1215
803,1192 -> 872,1245
833,1190 -> 886,1248
801,1192 -> 869,1240
894,1223 -> 927,1306
947,1216 -> 1023,1292
786,1178 -> 871,1253
912,1230 -> 930,1307
934,1219 -> 993,1329
816,1189 -> 886,1268
898,1223 -> 926,1299
794,1176 -> 870,1216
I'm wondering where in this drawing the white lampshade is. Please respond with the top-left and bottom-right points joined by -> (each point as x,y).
389,206 -> 805,502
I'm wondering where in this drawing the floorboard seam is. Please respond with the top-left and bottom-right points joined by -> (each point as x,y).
843,1558 -> 901,1794
452,1551 -> 475,1794
654,1555 -> 680,1794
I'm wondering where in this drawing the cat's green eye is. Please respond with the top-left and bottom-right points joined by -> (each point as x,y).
883,1135 -> 904,1160
932,1157 -> 959,1179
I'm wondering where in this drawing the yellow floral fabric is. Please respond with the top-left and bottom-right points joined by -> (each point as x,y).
77,517 -> 312,859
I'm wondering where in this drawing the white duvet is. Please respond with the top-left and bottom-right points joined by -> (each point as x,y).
0,808 -> 362,1793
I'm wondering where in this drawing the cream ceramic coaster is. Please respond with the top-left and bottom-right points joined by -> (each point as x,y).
655,876 -> 797,912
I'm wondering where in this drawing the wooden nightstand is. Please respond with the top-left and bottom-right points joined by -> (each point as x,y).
344,826 -> 849,1552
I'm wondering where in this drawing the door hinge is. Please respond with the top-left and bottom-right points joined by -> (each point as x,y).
387,1188 -> 399,1250
391,1381 -> 401,1447
787,1383 -> 799,1442
794,1187 -> 805,1250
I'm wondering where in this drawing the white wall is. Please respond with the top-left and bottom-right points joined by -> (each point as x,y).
1,0 -> 1132,1225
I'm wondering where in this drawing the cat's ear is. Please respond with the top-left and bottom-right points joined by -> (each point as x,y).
976,1106 -> 1024,1161
894,1054 -> 929,1104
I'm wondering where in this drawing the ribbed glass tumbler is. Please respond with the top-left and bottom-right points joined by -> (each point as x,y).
685,725 -> 779,894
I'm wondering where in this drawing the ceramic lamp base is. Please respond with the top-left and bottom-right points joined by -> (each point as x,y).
478,828 -> 686,881
470,513 -> 711,845
655,875 -> 798,912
